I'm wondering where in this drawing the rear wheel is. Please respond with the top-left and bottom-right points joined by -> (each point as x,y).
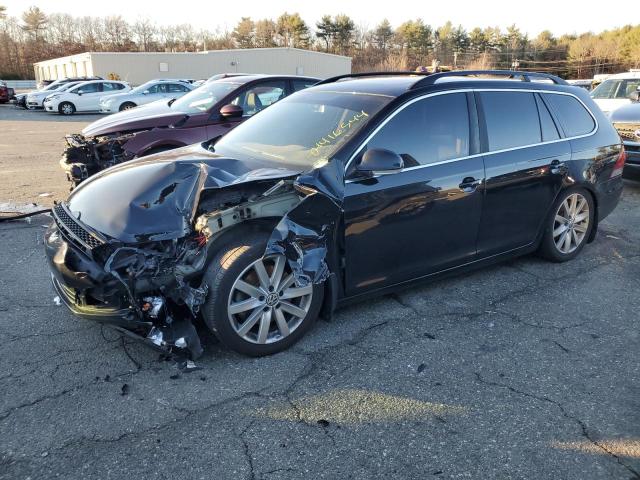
58,102 -> 75,115
201,232 -> 323,356
538,188 -> 594,262
119,102 -> 136,111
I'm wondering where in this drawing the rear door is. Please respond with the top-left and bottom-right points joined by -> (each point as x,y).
475,90 -> 571,257
343,92 -> 485,295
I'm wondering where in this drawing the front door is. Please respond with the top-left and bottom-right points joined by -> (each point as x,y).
343,92 -> 485,296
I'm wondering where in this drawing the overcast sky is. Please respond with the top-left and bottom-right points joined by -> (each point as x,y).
1,0 -> 628,36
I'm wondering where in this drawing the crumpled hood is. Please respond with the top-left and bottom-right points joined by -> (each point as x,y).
67,144 -> 300,243
82,100 -> 187,137
609,102 -> 640,123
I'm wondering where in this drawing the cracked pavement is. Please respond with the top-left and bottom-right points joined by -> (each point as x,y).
0,109 -> 639,479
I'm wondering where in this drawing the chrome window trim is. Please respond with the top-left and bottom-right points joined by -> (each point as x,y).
344,88 -> 599,182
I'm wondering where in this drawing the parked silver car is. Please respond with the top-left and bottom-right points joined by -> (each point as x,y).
99,79 -> 195,113
26,81 -> 83,108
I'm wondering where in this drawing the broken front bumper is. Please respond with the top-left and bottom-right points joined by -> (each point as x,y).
45,203 -> 204,358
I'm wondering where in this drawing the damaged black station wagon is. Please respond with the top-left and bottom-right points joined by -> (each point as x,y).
46,70 -> 625,358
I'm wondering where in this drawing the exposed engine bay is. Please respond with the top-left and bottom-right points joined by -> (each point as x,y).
60,133 -> 136,187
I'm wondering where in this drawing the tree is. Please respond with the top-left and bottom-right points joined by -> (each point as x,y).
132,18 -> 156,51
233,17 -> 255,48
372,19 -> 393,53
333,15 -> 354,55
469,28 -> 488,53
315,15 -> 334,52
255,19 -> 276,48
21,6 -> 47,41
396,19 -> 431,56
276,12 -> 308,48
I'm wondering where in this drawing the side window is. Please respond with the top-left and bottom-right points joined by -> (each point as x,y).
480,92 -> 540,151
542,93 -> 595,137
363,93 -> 470,167
618,80 -> 640,99
102,82 -> 121,92
231,81 -> 286,116
292,80 -> 316,92
168,83 -> 189,93
78,83 -> 100,94
535,94 -> 560,142
145,84 -> 161,94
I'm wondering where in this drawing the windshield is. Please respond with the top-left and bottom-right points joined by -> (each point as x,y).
212,89 -> 393,168
171,81 -> 241,113
591,79 -> 640,99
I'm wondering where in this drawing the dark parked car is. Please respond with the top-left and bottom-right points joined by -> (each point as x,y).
60,74 -> 319,187
46,70 -> 625,359
609,91 -> 640,178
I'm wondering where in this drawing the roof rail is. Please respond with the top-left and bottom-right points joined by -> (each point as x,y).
410,70 -> 568,89
316,71 -> 430,85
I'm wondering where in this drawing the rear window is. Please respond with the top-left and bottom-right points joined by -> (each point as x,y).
542,93 -> 595,137
480,92 -> 541,151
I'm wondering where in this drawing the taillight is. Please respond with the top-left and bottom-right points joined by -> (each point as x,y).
611,146 -> 626,178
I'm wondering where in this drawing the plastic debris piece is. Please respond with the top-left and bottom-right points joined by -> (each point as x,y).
121,384 -> 129,395
53,296 -> 61,306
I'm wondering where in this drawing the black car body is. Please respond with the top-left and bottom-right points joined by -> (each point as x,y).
609,101 -> 640,177
45,70 -> 625,358
60,75 -> 319,187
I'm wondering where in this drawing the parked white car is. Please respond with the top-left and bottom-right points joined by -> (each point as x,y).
26,81 -> 83,109
99,79 -> 195,113
590,70 -> 640,116
44,80 -> 131,115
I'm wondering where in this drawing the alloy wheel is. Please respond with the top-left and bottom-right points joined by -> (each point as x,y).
61,103 -> 73,115
227,255 -> 313,344
553,193 -> 589,254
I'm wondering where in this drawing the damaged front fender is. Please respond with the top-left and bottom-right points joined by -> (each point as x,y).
49,151 -> 346,359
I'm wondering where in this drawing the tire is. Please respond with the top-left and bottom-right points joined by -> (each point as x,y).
58,102 -> 75,115
538,187 -> 595,262
201,232 -> 324,356
119,102 -> 136,111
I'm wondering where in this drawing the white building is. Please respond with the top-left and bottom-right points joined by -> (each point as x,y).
33,48 -> 351,85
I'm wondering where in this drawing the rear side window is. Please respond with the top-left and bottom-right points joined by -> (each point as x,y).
535,94 -> 560,142
292,80 -> 317,92
480,92 -> 541,151
542,93 -> 595,137
364,92 -> 470,167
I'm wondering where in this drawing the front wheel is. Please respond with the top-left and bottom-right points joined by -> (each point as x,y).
201,233 -> 323,356
119,102 -> 136,111
538,188 -> 594,262
58,102 -> 75,115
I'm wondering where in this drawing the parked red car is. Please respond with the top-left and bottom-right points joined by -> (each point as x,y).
60,74 -> 319,186
0,82 -> 15,104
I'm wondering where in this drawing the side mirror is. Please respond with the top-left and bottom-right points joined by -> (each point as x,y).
356,148 -> 404,175
219,104 -> 243,119
76,90 -> 83,96
629,91 -> 640,103
143,90 -> 149,95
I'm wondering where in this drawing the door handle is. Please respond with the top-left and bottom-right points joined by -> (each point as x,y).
550,159 -> 567,175
459,177 -> 481,192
